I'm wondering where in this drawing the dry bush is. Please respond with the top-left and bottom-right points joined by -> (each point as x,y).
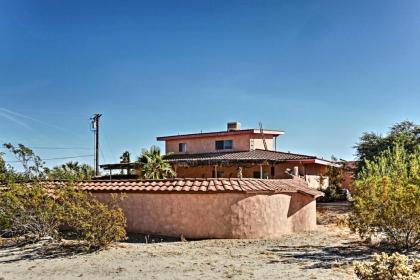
354,252 -> 420,280
0,183 -> 61,241
335,215 -> 349,228
56,186 -> 127,248
0,183 -> 127,249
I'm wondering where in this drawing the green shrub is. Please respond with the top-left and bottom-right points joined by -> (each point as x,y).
349,146 -> 420,252
354,253 -> 420,280
0,183 -> 127,248
0,183 -> 60,240
56,186 -> 127,248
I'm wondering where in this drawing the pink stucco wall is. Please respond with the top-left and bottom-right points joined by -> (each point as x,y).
93,192 -> 316,239
165,133 -> 276,154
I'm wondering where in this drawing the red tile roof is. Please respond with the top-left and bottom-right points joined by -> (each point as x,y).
163,149 -> 316,164
39,178 -> 323,197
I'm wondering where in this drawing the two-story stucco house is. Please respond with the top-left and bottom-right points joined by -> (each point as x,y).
157,122 -> 336,189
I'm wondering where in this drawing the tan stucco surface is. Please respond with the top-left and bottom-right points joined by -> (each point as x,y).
165,133 -> 276,154
94,192 -> 316,239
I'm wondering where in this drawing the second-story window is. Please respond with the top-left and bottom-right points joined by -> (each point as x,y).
179,143 -> 187,153
215,140 -> 233,150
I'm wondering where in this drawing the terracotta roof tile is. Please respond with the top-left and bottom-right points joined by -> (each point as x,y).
163,149 -> 316,164
32,178 -> 323,197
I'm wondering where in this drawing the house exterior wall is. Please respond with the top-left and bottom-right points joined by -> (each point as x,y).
250,137 -> 274,150
165,133 -> 275,154
165,134 -> 252,154
93,192 -> 316,239
173,162 -> 328,181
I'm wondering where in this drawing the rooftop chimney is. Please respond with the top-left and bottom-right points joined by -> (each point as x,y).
227,122 -> 241,131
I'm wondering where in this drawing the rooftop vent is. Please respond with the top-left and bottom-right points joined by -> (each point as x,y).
227,122 -> 241,131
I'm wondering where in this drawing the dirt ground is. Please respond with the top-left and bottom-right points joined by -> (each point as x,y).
0,202 -> 373,280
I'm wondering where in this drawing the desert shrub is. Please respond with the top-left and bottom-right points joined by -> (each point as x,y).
0,183 -> 127,248
349,145 -> 420,252
56,186 -> 127,248
0,183 -> 61,240
318,185 -> 347,202
318,157 -> 348,202
354,252 -> 420,280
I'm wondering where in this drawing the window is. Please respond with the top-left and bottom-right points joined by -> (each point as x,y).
179,143 -> 187,153
271,166 -> 275,177
215,140 -> 233,150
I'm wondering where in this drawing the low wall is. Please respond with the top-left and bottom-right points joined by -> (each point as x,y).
94,192 -> 316,239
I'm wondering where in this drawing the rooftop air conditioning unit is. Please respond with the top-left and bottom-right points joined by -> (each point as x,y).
227,122 -> 241,131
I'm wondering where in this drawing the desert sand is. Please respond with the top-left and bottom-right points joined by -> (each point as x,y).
0,203 -> 369,280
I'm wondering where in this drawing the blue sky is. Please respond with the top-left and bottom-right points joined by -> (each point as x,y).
1,0 -> 419,168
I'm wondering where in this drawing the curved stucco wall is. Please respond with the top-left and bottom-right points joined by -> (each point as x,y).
94,192 -> 316,239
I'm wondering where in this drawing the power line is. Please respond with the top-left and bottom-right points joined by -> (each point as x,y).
5,154 -> 93,163
0,146 -> 91,150
99,147 -> 107,164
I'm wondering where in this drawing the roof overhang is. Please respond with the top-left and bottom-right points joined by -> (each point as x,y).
285,158 -> 341,168
100,162 -> 141,170
314,159 -> 342,168
157,129 -> 284,141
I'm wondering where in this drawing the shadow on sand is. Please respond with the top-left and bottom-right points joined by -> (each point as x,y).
265,240 -> 383,269
0,239 -> 92,264
124,233 -> 183,244
0,233 -> 186,264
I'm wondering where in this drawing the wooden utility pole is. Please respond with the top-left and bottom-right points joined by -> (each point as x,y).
91,113 -> 102,176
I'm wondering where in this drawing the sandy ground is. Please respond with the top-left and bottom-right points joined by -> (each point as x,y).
0,202 -> 371,280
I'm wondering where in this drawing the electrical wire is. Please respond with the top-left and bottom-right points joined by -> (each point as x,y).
99,147 -> 107,164
0,146 -> 91,150
5,154 -> 93,163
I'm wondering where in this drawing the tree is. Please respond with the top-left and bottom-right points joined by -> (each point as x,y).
120,151 -> 130,163
3,143 -> 45,179
318,156 -> 346,202
0,152 -> 8,183
349,145 -> 420,252
354,121 -> 420,174
119,151 -> 131,175
137,146 -> 176,179
45,161 -> 94,181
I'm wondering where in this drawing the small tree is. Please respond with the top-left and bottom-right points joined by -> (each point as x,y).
349,145 -> 420,252
3,143 -> 45,180
138,146 -> 176,179
318,156 -> 346,202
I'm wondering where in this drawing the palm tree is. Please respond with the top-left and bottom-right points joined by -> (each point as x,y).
46,161 -> 94,180
120,151 -> 131,175
137,146 -> 176,179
